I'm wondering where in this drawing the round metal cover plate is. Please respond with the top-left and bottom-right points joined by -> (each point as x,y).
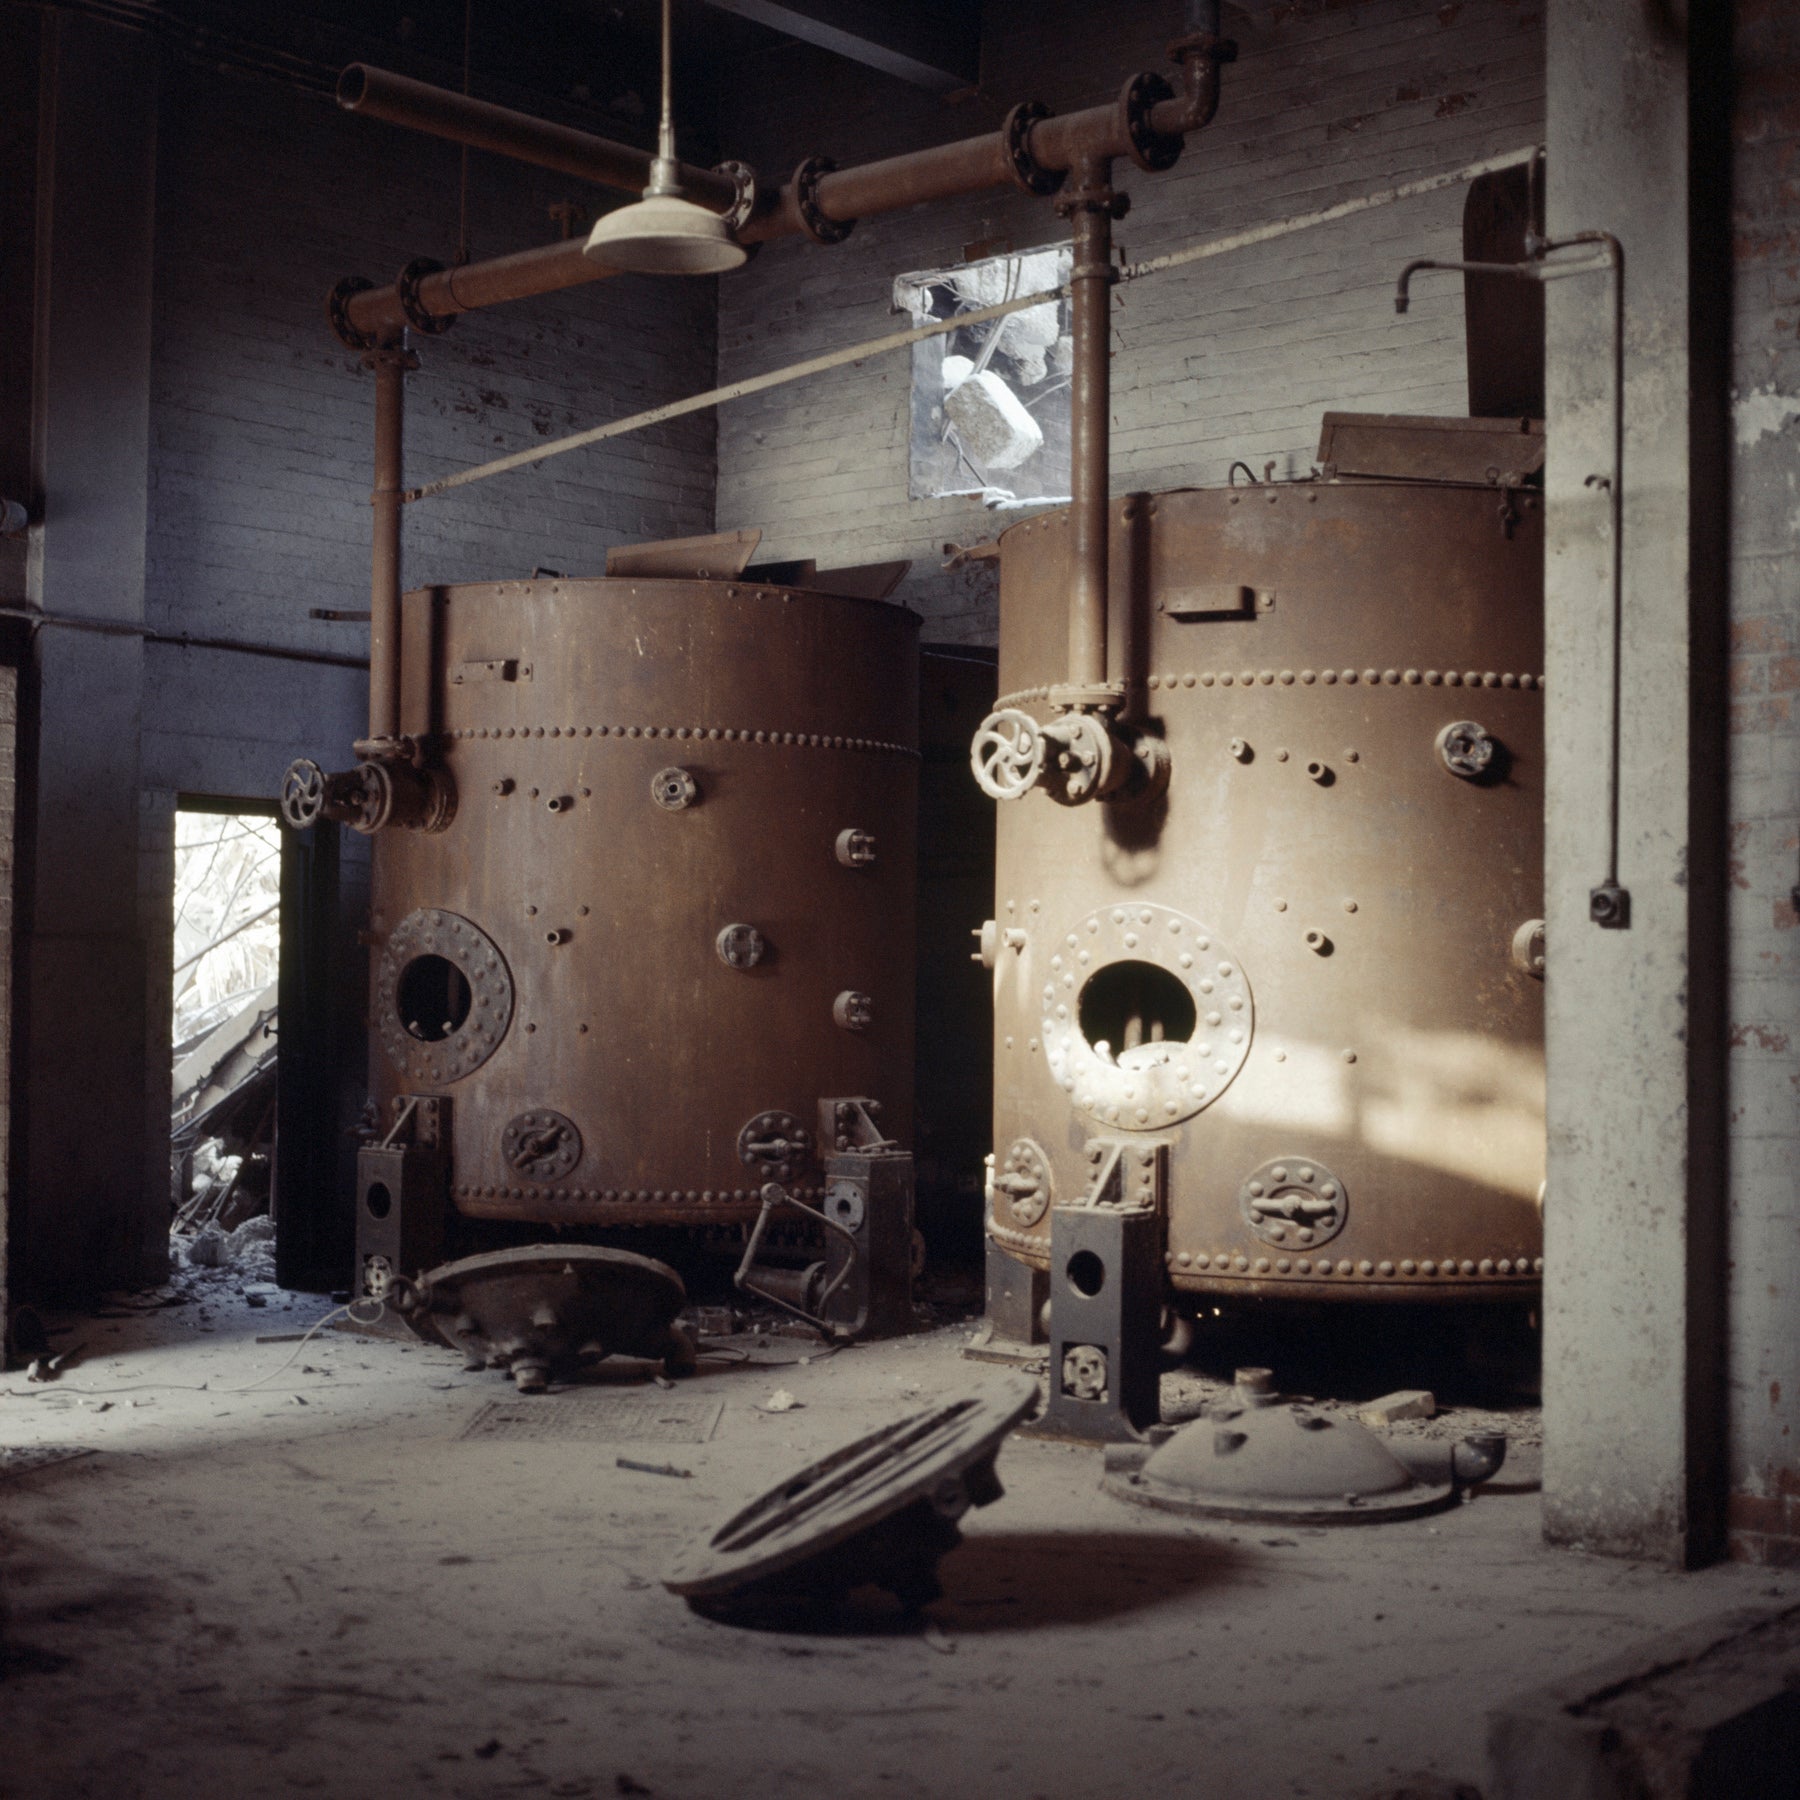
1102,1401 -> 1454,1526
1238,1155 -> 1348,1250
396,1243 -> 686,1379
1041,904 -> 1253,1130
502,1109 -> 583,1182
377,907 -> 514,1087
665,1377 -> 1039,1602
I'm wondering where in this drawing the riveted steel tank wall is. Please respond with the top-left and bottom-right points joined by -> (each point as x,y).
370,575 -> 919,1228
986,481 -> 1545,1302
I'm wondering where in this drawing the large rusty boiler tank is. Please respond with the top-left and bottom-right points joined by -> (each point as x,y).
349,571 -> 919,1295
978,472 -> 1546,1323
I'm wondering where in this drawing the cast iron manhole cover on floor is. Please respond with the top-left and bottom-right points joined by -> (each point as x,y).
459,1392 -> 724,1444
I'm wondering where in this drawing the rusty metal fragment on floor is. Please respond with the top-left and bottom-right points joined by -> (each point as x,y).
665,1376 -> 1037,1620
0,1447 -> 98,1483
392,1245 -> 692,1392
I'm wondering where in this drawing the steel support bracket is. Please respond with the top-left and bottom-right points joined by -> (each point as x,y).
356,1094 -> 450,1303
1030,1137 -> 1168,1444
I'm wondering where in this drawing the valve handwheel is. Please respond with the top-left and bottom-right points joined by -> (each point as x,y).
280,758 -> 327,830
970,708 -> 1046,800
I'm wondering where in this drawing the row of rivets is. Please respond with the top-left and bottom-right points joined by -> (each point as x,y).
455,1184 -> 822,1204
1151,669 -> 1541,690
442,724 -> 916,756
1165,1251 -> 1543,1277
994,670 -> 1543,710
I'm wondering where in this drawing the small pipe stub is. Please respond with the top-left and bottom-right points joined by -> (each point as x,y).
833,990 -> 874,1032
717,923 -> 767,970
396,257 -> 455,335
1436,719 -> 1496,780
834,827 -> 877,868
1002,100 -> 1065,196
793,155 -> 855,244
652,766 -> 699,811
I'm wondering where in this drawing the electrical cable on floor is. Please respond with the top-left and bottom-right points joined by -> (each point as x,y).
693,1335 -> 850,1368
0,1298 -> 389,1401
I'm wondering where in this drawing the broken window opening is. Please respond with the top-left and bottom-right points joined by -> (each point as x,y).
170,807 -> 280,1268
896,245 -> 1073,508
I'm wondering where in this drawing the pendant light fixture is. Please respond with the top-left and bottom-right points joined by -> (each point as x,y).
582,0 -> 746,275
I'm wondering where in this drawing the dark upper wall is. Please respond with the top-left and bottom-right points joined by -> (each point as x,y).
142,50 -> 719,798
712,0 -> 1545,641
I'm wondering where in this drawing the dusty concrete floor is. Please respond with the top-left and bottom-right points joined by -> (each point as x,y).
1,1271 -> 1790,1800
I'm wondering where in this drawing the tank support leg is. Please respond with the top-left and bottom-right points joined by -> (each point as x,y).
355,1094 -> 450,1304
1030,1138 -> 1167,1444
964,1238 -> 1050,1364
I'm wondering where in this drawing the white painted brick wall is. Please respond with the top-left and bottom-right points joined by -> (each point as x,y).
715,0 -> 1545,642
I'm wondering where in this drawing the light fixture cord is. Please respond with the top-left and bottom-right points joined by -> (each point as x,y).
658,0 -> 675,166
456,0 -> 473,264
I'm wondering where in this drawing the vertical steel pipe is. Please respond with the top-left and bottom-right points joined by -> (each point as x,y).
1066,156 -> 1116,691
368,342 -> 407,742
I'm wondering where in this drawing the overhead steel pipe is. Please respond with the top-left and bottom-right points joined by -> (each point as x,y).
338,64 -> 739,209
332,32 -> 1234,341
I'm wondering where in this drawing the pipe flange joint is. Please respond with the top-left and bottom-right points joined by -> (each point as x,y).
1047,682 -> 1126,716
1002,101 -> 1064,197
328,276 -> 378,352
1119,69 -> 1183,173
713,158 -> 758,236
793,155 -> 855,245
396,258 -> 455,336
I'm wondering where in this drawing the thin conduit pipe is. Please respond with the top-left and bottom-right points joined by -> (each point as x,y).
1395,231 -> 1626,924
0,604 -> 369,670
397,145 -> 1541,508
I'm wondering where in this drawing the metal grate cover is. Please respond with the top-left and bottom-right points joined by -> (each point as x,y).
460,1391 -> 723,1445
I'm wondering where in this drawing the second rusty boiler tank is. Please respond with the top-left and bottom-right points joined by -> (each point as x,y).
369,572 -> 919,1230
982,473 -> 1545,1303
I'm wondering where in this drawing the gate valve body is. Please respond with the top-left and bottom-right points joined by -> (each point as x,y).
970,702 -> 1164,807
281,754 -> 454,835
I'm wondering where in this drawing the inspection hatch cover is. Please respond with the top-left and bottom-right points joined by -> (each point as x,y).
0,1445 -> 97,1482
665,1377 -> 1039,1617
459,1392 -> 723,1445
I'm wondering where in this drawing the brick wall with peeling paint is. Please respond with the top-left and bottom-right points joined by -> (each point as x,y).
1725,0 -> 1800,1569
143,60 -> 718,799
714,0 -> 1545,643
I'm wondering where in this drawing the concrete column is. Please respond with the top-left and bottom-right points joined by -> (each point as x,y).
19,14 -> 163,1295
1540,4 -> 1728,1563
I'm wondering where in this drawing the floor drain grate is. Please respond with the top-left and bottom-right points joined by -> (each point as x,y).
460,1391 -> 724,1445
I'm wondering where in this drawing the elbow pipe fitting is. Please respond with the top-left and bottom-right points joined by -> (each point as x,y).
1165,28 -> 1236,133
